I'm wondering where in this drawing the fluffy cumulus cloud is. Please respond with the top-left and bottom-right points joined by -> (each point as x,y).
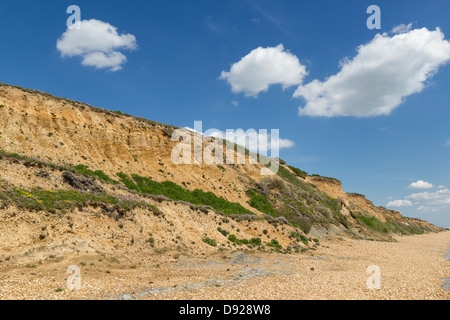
386,199 -> 413,208
406,188 -> 450,212
408,180 -> 434,190
56,19 -> 137,71
294,27 -> 450,117
386,180 -> 450,214
220,44 -> 307,97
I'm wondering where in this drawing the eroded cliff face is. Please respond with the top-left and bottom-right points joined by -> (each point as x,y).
0,84 -> 267,208
0,83 -> 441,242
305,176 -> 347,204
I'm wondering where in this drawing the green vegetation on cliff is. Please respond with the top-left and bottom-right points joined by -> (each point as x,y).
116,172 -> 255,216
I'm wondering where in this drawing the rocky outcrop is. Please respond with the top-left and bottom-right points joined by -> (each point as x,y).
62,171 -> 103,193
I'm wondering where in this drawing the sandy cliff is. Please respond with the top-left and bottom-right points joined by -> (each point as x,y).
0,83 -> 442,272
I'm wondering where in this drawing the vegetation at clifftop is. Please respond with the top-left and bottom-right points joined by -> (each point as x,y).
287,165 -> 307,179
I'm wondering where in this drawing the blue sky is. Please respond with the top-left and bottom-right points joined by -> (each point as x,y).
1,0 -> 449,226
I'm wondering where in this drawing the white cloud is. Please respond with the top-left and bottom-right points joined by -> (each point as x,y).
416,205 -> 440,213
294,27 -> 450,117
387,183 -> 450,217
446,138 -> 450,146
81,52 -> 127,71
57,19 -> 137,71
387,199 -> 413,207
220,44 -> 307,97
406,188 -> 450,201
408,180 -> 434,190
231,100 -> 239,107
391,23 -> 413,34
406,187 -> 450,212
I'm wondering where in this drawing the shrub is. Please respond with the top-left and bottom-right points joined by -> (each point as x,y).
356,215 -> 388,234
299,235 -> 308,246
266,239 -> 282,249
262,177 -> 286,191
246,189 -> 278,217
290,216 -> 312,234
202,237 -> 217,247
287,166 -> 307,179
276,166 -> 301,185
290,232 -> 309,245
74,165 -> 117,184
217,227 -> 229,237
310,174 -> 340,183
146,237 -> 155,246
227,234 -> 249,245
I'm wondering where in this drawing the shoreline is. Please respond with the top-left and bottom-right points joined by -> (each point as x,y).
0,231 -> 449,300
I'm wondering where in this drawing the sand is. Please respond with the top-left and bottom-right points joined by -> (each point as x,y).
0,231 -> 448,300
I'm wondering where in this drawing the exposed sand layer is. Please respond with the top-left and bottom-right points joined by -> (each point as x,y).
0,231 -> 448,300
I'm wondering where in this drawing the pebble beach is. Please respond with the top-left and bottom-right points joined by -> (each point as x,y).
0,231 -> 448,300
